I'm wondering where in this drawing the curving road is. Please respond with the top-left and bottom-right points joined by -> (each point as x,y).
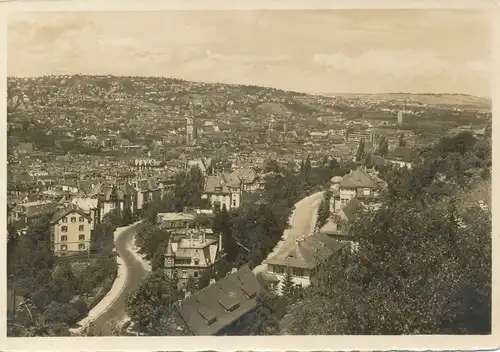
92,223 -> 149,335
253,191 -> 325,275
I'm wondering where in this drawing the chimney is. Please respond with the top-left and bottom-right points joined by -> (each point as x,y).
209,278 -> 216,285
231,267 -> 237,274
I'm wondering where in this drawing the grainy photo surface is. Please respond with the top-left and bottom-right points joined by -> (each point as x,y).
5,5 -> 492,343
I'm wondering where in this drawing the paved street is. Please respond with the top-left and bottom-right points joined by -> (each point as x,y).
253,191 -> 324,275
92,223 -> 149,335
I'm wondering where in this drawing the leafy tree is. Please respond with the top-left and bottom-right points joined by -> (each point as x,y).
316,191 -> 332,229
151,242 -> 166,271
213,205 -> 239,262
281,146 -> 491,335
135,223 -> 169,260
355,138 -> 366,161
193,213 -> 212,228
328,157 -> 339,170
197,269 -> 215,290
247,292 -> 288,335
43,302 -> 80,325
263,159 -> 281,173
398,133 -> 406,147
376,136 -> 389,157
91,221 -> 115,253
125,271 -> 179,332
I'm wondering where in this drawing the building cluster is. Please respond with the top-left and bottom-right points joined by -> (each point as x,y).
259,165 -> 389,293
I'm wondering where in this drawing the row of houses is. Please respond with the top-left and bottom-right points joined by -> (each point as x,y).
8,175 -> 168,256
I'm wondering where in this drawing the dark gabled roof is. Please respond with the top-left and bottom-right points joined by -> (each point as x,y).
264,233 -> 346,269
387,147 -> 416,163
14,201 -> 58,219
176,265 -> 262,335
339,167 -> 377,189
50,203 -> 91,224
231,168 -> 257,183
204,173 -> 241,194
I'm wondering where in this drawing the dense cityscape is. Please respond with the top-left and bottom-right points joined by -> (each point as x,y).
6,73 -> 491,337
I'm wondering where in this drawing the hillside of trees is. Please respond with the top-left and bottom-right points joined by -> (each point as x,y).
269,130 -> 492,335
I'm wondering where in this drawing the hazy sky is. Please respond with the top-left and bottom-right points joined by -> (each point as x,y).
7,10 -> 492,96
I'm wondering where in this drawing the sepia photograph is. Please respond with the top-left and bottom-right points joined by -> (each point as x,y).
2,0 -> 496,350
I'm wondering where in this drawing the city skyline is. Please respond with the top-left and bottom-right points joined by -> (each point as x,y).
8,10 -> 492,97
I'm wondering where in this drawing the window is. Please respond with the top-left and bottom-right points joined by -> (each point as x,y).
194,271 -> 198,278
232,199 -> 237,207
61,226 -> 68,233
78,243 -> 86,250
79,217 -> 84,222
71,217 -> 76,223
78,224 -> 84,231
363,188 -> 371,196
79,234 -> 85,241
274,265 -> 285,274
61,235 -> 67,242
294,268 -> 304,277
194,258 -> 199,265
62,217 -> 68,223
60,245 -> 67,251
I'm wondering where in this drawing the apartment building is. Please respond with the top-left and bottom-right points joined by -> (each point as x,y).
164,229 -> 224,290
50,203 -> 93,256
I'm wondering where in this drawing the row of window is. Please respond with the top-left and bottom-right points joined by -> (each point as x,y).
60,235 -> 86,242
62,216 -> 85,223
60,243 -> 86,251
60,225 -> 85,232
172,258 -> 201,266
272,265 -> 306,277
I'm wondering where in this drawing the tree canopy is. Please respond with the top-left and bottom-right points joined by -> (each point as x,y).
279,130 -> 491,335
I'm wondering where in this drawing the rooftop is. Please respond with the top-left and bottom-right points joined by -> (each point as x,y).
176,265 -> 262,335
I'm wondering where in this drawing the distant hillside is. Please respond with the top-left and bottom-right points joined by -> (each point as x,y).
319,92 -> 491,109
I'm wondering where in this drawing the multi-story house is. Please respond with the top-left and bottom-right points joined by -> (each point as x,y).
131,178 -> 162,213
157,212 -> 197,231
88,181 -> 136,221
71,197 -> 100,229
9,200 -> 58,227
50,203 -> 93,256
164,228 -> 224,290
263,233 -> 346,294
330,167 -> 386,212
202,173 -> 242,210
230,168 -> 260,192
